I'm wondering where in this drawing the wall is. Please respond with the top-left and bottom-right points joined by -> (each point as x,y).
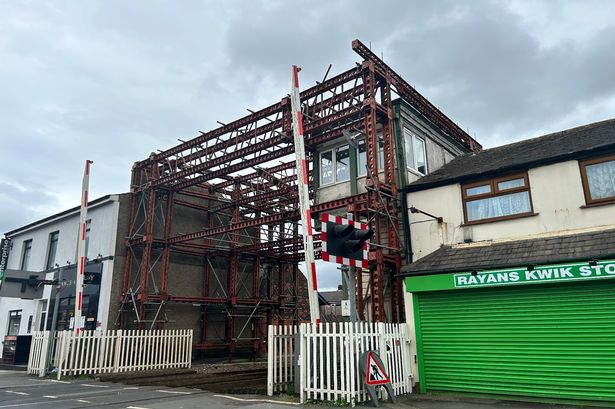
0,195 -> 121,356
407,160 -> 615,260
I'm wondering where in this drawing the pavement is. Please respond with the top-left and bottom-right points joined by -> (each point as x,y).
0,369 -> 605,409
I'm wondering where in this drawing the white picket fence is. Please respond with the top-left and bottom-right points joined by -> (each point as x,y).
28,329 -> 193,379
267,322 -> 413,406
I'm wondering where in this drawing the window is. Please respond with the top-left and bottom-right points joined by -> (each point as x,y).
39,300 -> 47,331
320,144 -> 350,185
357,139 -> 384,176
321,151 -> 334,184
46,231 -> 59,270
404,129 -> 427,174
336,145 -> 350,182
20,240 -> 32,270
27,315 -> 33,334
7,310 -> 21,336
39,312 -> 47,331
358,139 -> 367,176
85,220 -> 91,258
580,155 -> 615,205
462,173 -> 533,223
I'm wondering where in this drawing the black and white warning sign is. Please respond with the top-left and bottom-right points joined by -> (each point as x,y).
365,351 -> 390,385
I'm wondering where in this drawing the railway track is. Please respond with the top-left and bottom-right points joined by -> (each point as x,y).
97,365 -> 269,394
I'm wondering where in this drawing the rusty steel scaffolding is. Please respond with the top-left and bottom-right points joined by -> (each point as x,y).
119,40 -> 481,356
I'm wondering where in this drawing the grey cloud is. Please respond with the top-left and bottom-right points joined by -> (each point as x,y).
1,1 -> 614,262
0,181 -> 62,233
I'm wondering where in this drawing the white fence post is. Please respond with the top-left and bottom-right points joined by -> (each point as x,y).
299,323 -> 306,404
267,325 -> 274,396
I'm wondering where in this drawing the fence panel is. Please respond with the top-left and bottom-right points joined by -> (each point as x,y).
27,329 -> 192,379
268,322 -> 413,406
267,324 -> 297,396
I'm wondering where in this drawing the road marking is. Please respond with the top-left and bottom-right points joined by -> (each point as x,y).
76,400 -> 91,403
43,395 -> 58,399
43,379 -> 70,384
123,386 -> 139,390
214,394 -> 301,406
80,383 -> 109,388
5,391 -> 28,396
155,389 -> 192,395
126,407 -> 150,409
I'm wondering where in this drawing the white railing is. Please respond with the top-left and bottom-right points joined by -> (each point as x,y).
27,329 -> 193,379
267,324 -> 297,395
267,322 -> 413,406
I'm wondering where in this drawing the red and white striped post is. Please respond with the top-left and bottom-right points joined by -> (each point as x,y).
74,160 -> 93,333
290,65 -> 320,324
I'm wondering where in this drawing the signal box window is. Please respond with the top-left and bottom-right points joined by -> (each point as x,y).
320,144 -> 350,185
404,129 -> 427,175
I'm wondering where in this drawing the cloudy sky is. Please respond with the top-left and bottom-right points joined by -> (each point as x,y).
2,1 -> 615,287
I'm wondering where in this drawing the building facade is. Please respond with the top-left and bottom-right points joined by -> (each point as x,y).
401,119 -> 615,403
313,98 -> 476,321
0,194 -> 128,358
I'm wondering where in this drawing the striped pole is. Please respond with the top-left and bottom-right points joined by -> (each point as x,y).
74,160 -> 93,333
290,65 -> 320,324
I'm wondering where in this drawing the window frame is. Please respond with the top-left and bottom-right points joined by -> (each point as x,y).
85,220 -> 91,258
7,310 -> 22,336
404,129 -> 428,175
20,239 -> 32,271
46,231 -> 59,270
461,172 -> 534,224
579,154 -> 615,206
356,138 -> 385,177
319,143 -> 351,185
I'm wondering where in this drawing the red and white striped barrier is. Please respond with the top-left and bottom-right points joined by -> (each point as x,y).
74,160 -> 93,333
290,65 -> 320,324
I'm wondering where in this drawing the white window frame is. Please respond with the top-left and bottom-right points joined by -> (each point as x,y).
357,138 -> 384,176
404,129 -> 427,175
320,144 -> 351,185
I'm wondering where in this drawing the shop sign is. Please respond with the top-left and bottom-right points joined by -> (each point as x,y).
0,238 -> 10,280
455,260 -> 615,288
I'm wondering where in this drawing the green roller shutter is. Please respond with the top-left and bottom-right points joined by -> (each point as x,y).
415,280 -> 615,402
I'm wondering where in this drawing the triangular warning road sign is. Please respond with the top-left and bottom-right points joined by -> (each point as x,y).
365,351 -> 390,385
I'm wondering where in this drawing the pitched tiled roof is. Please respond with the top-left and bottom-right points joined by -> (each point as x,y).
403,118 -> 615,192
401,228 -> 615,276
319,290 -> 344,305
